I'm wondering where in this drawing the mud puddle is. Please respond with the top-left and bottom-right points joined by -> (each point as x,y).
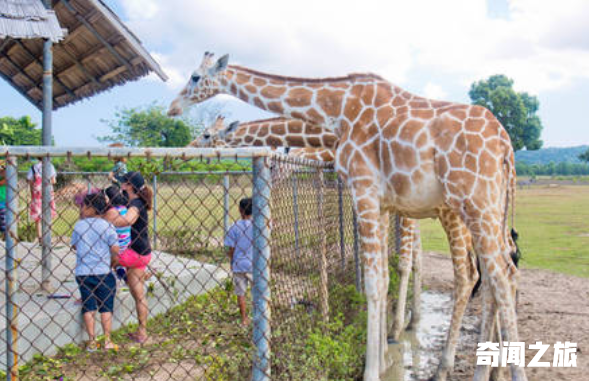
383,291 -> 457,380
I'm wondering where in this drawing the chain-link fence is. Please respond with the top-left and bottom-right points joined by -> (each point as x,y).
1,147 -> 401,381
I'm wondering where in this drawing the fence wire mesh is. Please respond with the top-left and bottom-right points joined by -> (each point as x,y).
0,149 -> 401,381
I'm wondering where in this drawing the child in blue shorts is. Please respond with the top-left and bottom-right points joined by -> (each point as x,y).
72,193 -> 120,351
225,198 -> 253,325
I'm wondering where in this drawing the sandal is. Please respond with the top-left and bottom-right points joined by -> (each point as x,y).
128,332 -> 148,344
86,340 -> 98,352
103,341 -> 119,351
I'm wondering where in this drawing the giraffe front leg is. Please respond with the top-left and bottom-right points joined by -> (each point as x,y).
355,200 -> 385,381
407,221 -> 422,330
379,211 -> 391,372
391,216 -> 414,340
363,250 -> 385,381
432,211 -> 479,381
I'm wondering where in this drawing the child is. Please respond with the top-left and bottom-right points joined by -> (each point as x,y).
108,157 -> 128,187
71,193 -> 119,351
103,186 -> 131,282
27,157 -> 57,245
224,198 -> 253,325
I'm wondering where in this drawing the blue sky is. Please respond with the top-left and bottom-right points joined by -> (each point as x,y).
2,0 -> 589,148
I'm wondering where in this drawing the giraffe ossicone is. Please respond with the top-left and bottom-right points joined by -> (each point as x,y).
169,52 -> 524,381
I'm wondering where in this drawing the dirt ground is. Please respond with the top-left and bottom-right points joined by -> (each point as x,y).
420,251 -> 588,381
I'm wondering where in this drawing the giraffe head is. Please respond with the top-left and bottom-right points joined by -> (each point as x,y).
168,52 -> 229,117
197,116 -> 239,147
197,115 -> 226,147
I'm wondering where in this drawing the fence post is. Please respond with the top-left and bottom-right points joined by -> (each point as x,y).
152,174 -> 157,250
337,176 -> 346,271
41,156 -> 53,292
291,172 -> 300,257
252,156 -> 271,381
352,208 -> 362,292
5,155 -> 19,380
223,174 -> 230,241
395,214 -> 401,256
316,169 -> 329,322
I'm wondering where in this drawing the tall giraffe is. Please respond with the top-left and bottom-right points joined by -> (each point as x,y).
168,53 -> 522,381
193,115 -> 430,339
193,115 -> 483,380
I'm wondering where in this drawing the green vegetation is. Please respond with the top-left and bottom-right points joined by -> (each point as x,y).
98,104 -> 195,147
516,161 -> 589,176
515,145 -> 589,165
0,115 -> 42,145
579,147 -> 589,164
469,74 -> 543,151
419,185 -> 589,278
17,280 -> 367,381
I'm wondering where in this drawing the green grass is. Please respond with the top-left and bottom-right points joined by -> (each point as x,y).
419,185 -> 589,278
23,179 -> 589,279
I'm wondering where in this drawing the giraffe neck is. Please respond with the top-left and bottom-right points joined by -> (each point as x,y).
224,117 -> 337,149
219,66 -> 403,130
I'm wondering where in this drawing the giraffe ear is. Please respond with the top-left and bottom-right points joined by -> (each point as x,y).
220,121 -> 239,138
209,54 -> 229,75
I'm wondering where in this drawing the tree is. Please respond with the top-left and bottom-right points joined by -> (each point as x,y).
469,74 -> 543,151
579,148 -> 589,164
0,116 -> 42,145
98,104 -> 193,147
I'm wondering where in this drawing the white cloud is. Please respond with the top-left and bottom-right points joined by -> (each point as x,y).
423,83 -> 447,100
120,0 -> 589,96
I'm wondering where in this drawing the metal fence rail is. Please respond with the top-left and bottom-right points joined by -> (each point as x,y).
0,146 -> 399,381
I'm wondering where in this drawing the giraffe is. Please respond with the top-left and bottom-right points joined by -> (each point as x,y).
191,115 -> 339,150
193,115 -> 431,339
168,53 -> 522,381
194,115 -> 486,380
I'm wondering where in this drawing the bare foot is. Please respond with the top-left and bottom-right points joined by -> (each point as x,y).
241,318 -> 250,326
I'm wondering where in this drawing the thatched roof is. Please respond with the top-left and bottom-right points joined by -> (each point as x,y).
0,0 -> 66,42
0,0 -> 167,110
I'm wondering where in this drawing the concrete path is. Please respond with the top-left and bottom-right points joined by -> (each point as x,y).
0,241 -> 229,370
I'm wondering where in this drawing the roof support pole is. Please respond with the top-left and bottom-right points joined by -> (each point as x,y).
41,0 -> 54,293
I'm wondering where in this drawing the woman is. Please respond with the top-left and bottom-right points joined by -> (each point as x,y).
27,157 -> 57,245
106,171 -> 152,343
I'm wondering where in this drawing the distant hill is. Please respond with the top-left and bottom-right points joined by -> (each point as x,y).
515,145 -> 589,165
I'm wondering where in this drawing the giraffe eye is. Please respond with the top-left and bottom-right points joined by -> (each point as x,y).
191,75 -> 201,83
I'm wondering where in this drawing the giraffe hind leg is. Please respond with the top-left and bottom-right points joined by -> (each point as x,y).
406,221 -> 422,330
390,217 -> 414,340
430,209 -> 479,381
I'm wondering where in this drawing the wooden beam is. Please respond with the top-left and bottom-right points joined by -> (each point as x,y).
62,23 -> 87,44
0,69 -> 42,110
13,39 -> 77,99
99,65 -> 126,82
59,0 -> 135,73
0,50 -> 39,90
0,39 -> 13,53
55,43 -> 101,86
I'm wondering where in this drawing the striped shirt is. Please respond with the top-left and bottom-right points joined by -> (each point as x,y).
114,205 -> 131,251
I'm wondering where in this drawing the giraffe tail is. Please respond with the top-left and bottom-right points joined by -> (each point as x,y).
505,151 -> 521,269
471,251 -> 482,298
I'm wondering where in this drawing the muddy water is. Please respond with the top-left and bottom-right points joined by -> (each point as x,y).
382,291 -> 454,381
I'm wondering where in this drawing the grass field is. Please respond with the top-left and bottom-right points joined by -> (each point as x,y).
419,185 -> 589,278
22,178 -> 589,279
